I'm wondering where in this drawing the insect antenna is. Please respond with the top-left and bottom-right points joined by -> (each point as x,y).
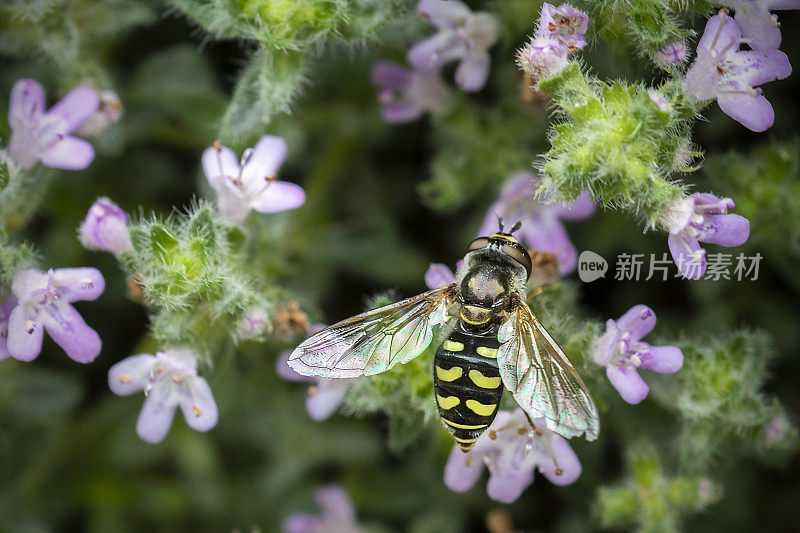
509,220 -> 522,234
496,214 -> 505,233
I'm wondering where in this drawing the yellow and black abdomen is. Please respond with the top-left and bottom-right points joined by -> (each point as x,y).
434,328 -> 504,451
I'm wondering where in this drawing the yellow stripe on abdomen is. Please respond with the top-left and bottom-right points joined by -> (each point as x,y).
436,365 -> 463,382
476,346 -> 498,358
469,369 -> 502,389
465,399 -> 497,416
442,418 -> 488,430
436,395 -> 460,409
443,340 -> 465,352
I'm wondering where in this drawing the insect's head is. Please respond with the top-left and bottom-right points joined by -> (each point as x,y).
465,219 -> 532,281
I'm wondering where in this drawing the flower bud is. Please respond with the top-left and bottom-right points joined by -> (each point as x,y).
79,198 -> 133,253
76,90 -> 123,137
653,39 -> 687,68
238,306 -> 270,339
516,37 -> 570,84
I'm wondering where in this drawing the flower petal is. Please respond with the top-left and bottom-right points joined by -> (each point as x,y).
770,0 -> 800,8
698,213 -> 750,246
444,445 -> 484,493
525,214 -> 578,275
551,190 -> 596,220
733,4 -> 781,50
371,61 -> 412,89
11,269 -> 48,298
40,303 -> 102,363
54,267 -> 105,302
668,234 -> 706,279
306,379 -> 348,421
283,514 -> 322,533
136,381 -> 178,443
418,0 -> 471,27
251,181 -> 306,213
381,101 -> 424,123
215,187 -> 251,224
179,376 -> 218,432
592,321 -> 619,366
728,49 -> 792,88
539,433 -> 582,485
717,88 -> 776,132
425,263 -> 456,289
684,53 -> 722,102
486,454 -> 534,503
39,136 -> 95,170
108,353 -> 156,395
201,144 -> 240,184
455,50 -> 490,92
9,79 -> 45,130
246,135 -> 288,179
615,305 -> 656,340
697,14 -> 742,55
408,33 -> 463,71
0,297 -> 17,360
606,364 -> 649,404
640,345 -> 684,374
47,87 -> 99,132
315,485 -> 356,522
6,305 -> 43,362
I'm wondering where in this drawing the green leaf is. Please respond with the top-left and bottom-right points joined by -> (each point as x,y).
220,49 -> 307,143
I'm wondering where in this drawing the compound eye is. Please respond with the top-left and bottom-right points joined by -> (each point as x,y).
502,243 -> 532,279
467,237 -> 489,252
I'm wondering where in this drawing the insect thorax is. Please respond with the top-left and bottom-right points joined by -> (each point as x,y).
456,251 -> 525,325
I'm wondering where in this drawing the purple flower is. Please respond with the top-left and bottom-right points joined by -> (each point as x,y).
108,348 -> 218,443
78,198 -> 132,254
661,193 -> 750,279
538,3 -> 590,51
371,61 -> 452,123
654,39 -> 688,68
277,325 -> 357,421
283,485 -> 365,533
478,172 -> 595,275
237,306 -> 269,340
7,79 -> 99,170
424,260 -> 463,289
201,136 -> 306,225
719,1 -> 800,51
685,13 -> 792,132
517,37 -> 571,82
6,268 -> 104,363
444,408 -> 581,503
0,297 -> 18,361
75,90 -> 123,137
516,3 -> 588,82
593,305 -> 683,404
408,0 -> 499,92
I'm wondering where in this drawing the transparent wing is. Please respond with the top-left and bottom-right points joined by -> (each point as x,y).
288,285 -> 457,378
498,295 -> 600,440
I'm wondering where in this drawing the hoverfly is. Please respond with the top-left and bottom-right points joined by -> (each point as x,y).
288,224 -> 599,451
